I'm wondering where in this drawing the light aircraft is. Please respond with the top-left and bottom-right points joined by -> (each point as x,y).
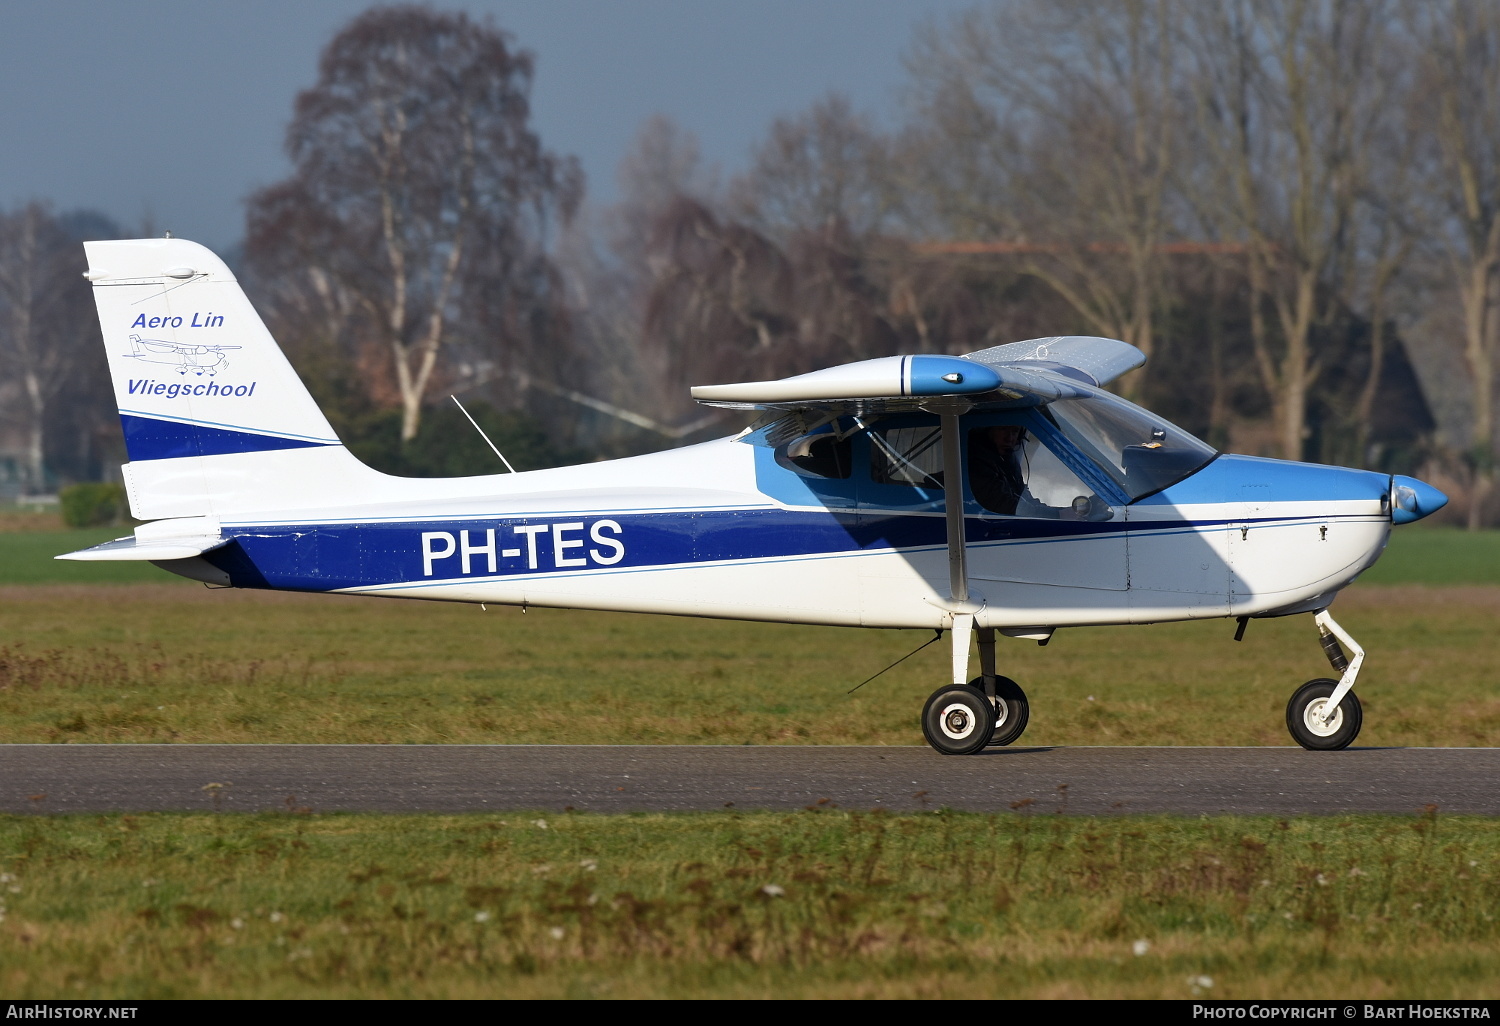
62,238 -> 1449,754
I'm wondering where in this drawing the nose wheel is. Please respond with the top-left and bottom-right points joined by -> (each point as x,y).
1286,678 -> 1363,750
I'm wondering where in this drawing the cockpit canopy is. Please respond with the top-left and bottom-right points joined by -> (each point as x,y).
756,384 -> 1216,515
1038,393 -> 1215,502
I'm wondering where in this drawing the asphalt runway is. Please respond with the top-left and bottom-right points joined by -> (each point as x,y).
1,744 -> 1497,815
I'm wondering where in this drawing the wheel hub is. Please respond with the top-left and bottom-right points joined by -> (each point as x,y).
939,702 -> 976,740
1302,698 -> 1343,737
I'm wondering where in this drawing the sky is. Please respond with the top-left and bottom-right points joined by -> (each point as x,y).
0,0 -> 978,252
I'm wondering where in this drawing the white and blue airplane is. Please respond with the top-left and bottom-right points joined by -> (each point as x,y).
61,238 -> 1449,754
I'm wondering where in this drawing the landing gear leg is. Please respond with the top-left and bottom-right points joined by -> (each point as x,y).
974,627 -> 1030,747
1285,609 -> 1365,751
951,614 -> 973,686
921,615 -> 995,755
977,625 -> 996,699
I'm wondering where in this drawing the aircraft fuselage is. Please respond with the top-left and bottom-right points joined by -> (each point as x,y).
163,435 -> 1393,633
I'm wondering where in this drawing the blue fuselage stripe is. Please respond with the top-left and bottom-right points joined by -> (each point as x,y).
204,509 -> 1366,594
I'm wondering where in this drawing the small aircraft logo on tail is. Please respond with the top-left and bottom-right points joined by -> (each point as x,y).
124,334 -> 241,376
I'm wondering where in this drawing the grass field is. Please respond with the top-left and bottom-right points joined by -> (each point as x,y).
1355,526 -> 1500,586
0,582 -> 1496,747
0,509 -> 65,533
1,809 -> 1496,999
0,529 -> 167,585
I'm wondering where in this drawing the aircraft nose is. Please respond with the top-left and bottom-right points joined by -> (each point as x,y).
1391,475 -> 1449,524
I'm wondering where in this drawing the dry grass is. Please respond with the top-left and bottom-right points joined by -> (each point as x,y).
0,583 -> 1497,746
1,809 -> 1497,998
0,511 -> 64,532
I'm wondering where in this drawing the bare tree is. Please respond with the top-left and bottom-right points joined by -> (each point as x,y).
642,196 -> 796,403
731,93 -> 892,242
246,6 -> 580,443
640,111 -> 910,409
899,0 -> 1183,394
727,95 -> 925,369
1347,86 -> 1419,467
548,116 -> 735,449
1184,0 -> 1395,461
1407,0 -> 1500,528
613,115 -> 719,260
0,204 -> 86,492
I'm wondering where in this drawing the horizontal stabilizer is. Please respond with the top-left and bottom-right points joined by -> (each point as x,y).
55,535 -> 229,562
964,336 -> 1144,387
55,515 -> 227,562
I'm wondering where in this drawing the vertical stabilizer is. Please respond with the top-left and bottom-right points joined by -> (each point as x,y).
85,238 -> 366,519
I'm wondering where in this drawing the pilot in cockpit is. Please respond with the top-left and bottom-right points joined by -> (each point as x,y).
968,424 -> 1028,515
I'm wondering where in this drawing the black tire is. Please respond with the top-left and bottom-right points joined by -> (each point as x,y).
971,675 -> 1030,747
1285,678 -> 1362,751
921,683 -> 996,755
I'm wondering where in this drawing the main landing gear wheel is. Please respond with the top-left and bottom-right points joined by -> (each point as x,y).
922,683 -> 996,755
1286,678 -> 1363,751
973,675 -> 1030,747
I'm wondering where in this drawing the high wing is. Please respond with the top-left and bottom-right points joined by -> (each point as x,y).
689,336 -> 1143,414
961,335 -> 1143,387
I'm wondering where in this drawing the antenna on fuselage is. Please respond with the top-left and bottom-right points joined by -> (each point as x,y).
450,395 -> 516,473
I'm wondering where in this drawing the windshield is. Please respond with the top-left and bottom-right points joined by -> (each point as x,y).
1040,393 -> 1216,501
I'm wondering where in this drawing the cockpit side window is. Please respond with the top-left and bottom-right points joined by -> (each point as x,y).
774,431 -> 853,479
869,425 -> 944,488
1041,395 -> 1217,501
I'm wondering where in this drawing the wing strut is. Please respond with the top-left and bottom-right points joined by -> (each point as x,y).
939,412 -> 980,685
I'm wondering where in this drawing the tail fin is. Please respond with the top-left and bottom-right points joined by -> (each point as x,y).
86,238 -> 368,519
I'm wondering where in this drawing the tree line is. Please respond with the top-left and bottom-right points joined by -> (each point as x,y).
3,1 -> 1498,526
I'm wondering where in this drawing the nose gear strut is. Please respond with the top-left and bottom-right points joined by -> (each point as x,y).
1284,609 -> 1366,751
1313,609 -> 1364,724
